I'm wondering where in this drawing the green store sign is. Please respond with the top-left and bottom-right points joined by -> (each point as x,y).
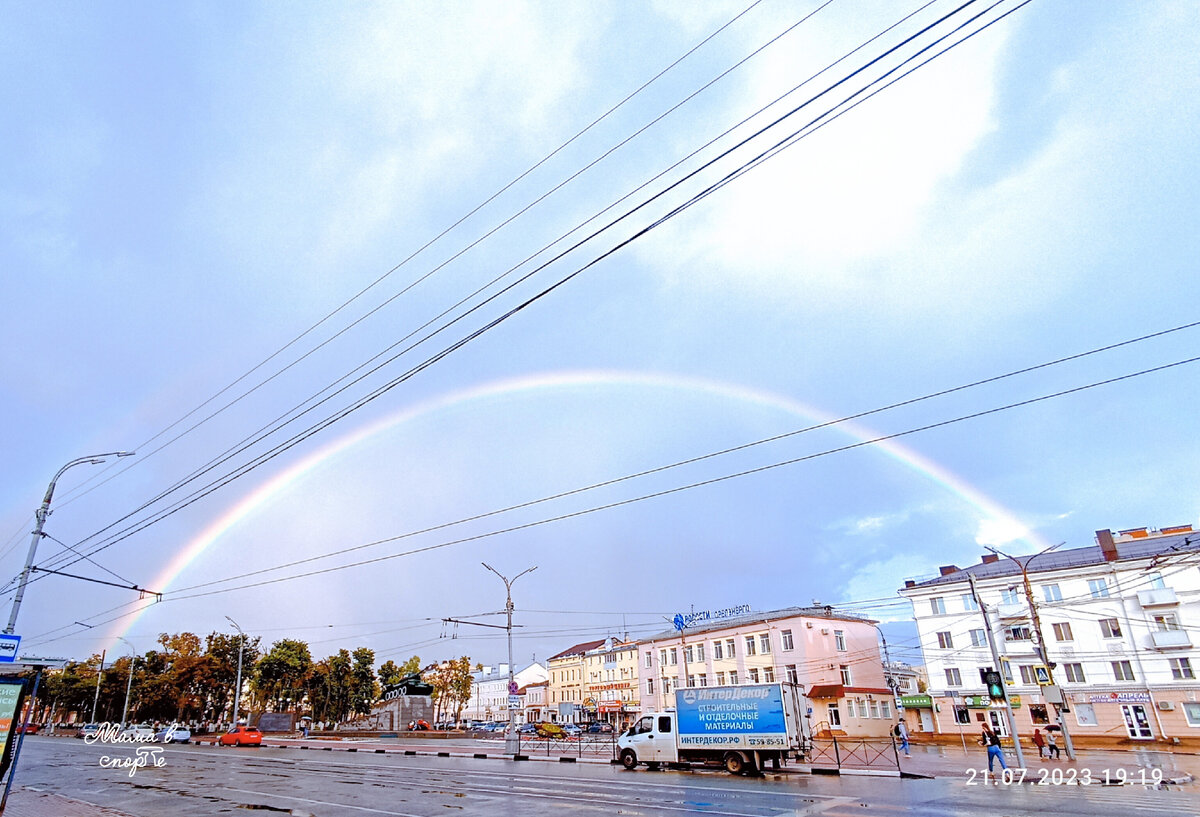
962,695 -> 1021,708
900,695 -> 933,708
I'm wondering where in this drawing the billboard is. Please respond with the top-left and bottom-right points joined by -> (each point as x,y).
674,684 -> 787,750
0,678 -> 28,780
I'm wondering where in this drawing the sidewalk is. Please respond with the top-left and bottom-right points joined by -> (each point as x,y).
897,741 -> 1199,785
2,787 -> 137,817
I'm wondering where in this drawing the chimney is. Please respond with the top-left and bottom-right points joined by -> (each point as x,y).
980,554 -> 1000,565
904,580 -> 916,588
1096,529 -> 1118,562
938,565 -> 959,576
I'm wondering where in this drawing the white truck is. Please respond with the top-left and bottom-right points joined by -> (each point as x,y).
617,683 -> 809,775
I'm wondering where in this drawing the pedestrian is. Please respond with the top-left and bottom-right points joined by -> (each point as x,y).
1032,728 -> 1046,759
895,720 -> 910,756
1046,729 -> 1061,759
980,724 -> 1008,774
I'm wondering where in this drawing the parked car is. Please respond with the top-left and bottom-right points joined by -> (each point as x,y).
586,722 -> 613,734
560,724 -> 583,737
517,723 -> 537,734
119,724 -> 155,740
15,723 -> 39,735
74,724 -> 100,739
218,726 -> 262,746
155,725 -> 191,744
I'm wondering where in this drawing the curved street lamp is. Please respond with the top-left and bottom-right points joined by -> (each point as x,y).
6,451 -> 135,635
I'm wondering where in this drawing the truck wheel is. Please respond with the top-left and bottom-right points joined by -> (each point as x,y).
620,749 -> 638,770
723,752 -> 746,775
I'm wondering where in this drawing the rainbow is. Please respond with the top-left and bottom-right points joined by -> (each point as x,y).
105,369 -> 1050,648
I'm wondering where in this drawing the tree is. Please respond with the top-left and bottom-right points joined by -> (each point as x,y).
349,648 -> 377,718
252,639 -> 312,711
424,657 -> 472,724
204,631 -> 262,722
378,655 -> 421,691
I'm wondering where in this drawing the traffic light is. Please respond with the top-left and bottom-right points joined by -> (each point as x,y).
983,671 -> 1005,700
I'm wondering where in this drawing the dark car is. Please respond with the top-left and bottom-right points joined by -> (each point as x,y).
586,722 -> 613,734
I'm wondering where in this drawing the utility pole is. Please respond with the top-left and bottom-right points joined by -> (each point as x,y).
987,546 -> 1075,760
90,649 -> 106,723
226,616 -> 246,726
118,638 -> 136,728
968,574 -> 1026,770
482,562 -> 536,756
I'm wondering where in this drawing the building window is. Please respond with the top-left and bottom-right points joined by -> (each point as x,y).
1052,622 -> 1073,642
1042,583 -> 1063,602
1063,663 -> 1086,683
1000,588 -> 1020,605
969,629 -> 987,647
869,700 -> 880,719
937,631 -> 954,649
729,671 -> 738,686
1112,661 -> 1135,682
646,679 -> 654,695
1099,618 -> 1122,639
763,666 -> 775,683
846,699 -> 858,719
659,649 -> 667,666
645,651 -> 652,668
726,639 -> 736,657
930,597 -> 946,615
945,668 -> 962,686
664,678 -> 672,694
880,701 -> 891,719
715,672 -> 726,686
1001,660 -> 1014,682
699,674 -> 708,687
954,706 -> 970,724
1088,578 -> 1109,599
1019,665 -> 1034,685
744,636 -> 756,656
748,668 -> 759,683
834,630 -> 846,652
1154,614 -> 1181,631
1074,703 -> 1098,727
760,634 -> 771,654
669,648 -> 678,665
786,665 -> 799,684
713,640 -> 723,660
1004,626 -> 1031,642
961,593 -> 979,612
684,645 -> 693,664
1029,704 -> 1049,724
1148,572 -> 1167,590
687,675 -> 696,688
1170,658 -> 1196,680
695,643 -> 705,661
828,704 -> 841,727
840,665 -> 852,685
782,629 -> 794,651
1184,702 -> 1200,726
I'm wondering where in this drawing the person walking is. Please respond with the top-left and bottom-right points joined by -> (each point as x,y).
1046,729 -> 1061,759
1032,728 -> 1046,759
980,724 -> 1008,774
895,720 -> 911,757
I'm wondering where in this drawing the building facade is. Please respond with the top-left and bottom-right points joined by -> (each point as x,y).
465,662 -> 547,723
899,525 -> 1200,745
547,640 -> 604,723
582,637 -> 640,727
637,606 -> 895,738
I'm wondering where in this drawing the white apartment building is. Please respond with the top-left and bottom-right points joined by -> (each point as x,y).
899,525 -> 1200,745
464,662 -> 548,723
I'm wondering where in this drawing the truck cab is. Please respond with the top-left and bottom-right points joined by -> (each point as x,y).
620,713 -> 680,767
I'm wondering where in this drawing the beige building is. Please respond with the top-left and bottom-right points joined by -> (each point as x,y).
547,639 -> 604,723
582,637 -> 640,727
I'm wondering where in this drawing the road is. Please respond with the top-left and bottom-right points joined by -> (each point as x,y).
11,737 -> 1199,817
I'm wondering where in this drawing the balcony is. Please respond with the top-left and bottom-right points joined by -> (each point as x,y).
1149,630 -> 1192,650
1137,588 -> 1179,608
996,602 -> 1028,622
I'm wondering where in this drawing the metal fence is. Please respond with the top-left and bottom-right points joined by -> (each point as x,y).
808,737 -> 901,775
515,732 -> 617,760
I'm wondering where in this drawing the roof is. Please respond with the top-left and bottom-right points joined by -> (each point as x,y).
808,684 -> 893,699
900,529 -> 1198,592
643,606 -> 874,642
548,639 -> 606,661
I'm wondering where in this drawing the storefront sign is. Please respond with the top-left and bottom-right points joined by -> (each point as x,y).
900,695 -> 933,708
673,605 -> 751,630
1089,692 -> 1152,704
962,695 -> 1021,708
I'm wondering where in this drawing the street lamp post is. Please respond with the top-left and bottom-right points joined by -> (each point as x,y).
6,451 -> 135,635
90,649 -> 106,723
118,637 -> 137,728
226,616 -> 246,726
482,562 -> 536,756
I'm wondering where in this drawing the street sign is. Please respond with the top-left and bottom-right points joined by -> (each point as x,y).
0,636 -> 20,663
508,695 -> 521,709
1034,666 -> 1052,685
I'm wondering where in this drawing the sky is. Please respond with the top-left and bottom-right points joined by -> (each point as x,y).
2,0 -> 1198,677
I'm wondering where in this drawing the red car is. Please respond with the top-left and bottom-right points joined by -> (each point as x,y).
16,723 -> 39,734
218,726 -> 262,746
